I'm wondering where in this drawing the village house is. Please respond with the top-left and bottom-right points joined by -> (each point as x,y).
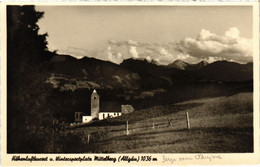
74,89 -> 134,123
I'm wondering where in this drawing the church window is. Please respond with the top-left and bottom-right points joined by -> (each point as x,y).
103,113 -> 105,119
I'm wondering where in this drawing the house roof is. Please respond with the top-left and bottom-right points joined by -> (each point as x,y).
100,101 -> 121,113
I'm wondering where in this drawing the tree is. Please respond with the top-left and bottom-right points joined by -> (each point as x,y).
7,5 -> 87,153
7,5 -> 57,153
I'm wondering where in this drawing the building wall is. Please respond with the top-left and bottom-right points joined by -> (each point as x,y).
82,116 -> 93,123
99,112 -> 121,120
121,105 -> 134,114
91,90 -> 99,119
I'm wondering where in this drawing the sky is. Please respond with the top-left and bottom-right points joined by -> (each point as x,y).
36,5 -> 253,65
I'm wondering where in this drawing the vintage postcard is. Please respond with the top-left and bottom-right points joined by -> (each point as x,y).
1,1 -> 259,166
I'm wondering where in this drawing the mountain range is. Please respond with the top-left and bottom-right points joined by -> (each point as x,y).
46,54 -> 253,92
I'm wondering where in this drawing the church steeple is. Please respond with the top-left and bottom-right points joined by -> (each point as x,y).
91,89 -> 99,119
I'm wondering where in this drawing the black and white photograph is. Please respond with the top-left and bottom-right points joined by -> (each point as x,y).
3,2 -> 259,161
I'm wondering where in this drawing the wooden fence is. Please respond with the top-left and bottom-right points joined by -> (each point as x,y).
82,112 -> 191,144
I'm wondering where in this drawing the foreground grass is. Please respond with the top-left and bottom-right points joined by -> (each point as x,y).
69,92 -> 253,153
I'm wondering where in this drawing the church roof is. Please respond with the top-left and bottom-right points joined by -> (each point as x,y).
100,101 -> 121,113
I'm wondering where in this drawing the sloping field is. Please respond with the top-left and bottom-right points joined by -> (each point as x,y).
70,92 -> 253,153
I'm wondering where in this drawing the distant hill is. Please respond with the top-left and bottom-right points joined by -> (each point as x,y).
120,58 -> 176,88
195,61 -> 253,82
168,60 -> 190,70
48,55 -> 142,91
168,60 -> 208,71
120,58 -> 176,77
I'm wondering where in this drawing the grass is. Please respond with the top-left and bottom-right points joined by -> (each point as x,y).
68,92 -> 253,153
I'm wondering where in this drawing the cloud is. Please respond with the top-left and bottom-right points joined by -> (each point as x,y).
128,39 -> 139,46
108,39 -> 143,47
160,48 -> 170,56
57,47 -> 96,59
225,27 -> 240,38
157,48 -> 175,64
177,27 -> 252,63
129,46 -> 139,58
177,53 -> 190,60
104,46 -> 124,64
117,52 -> 123,59
146,56 -> 151,62
58,27 -> 252,66
105,46 -> 113,60
108,39 -> 195,65
106,28 -> 252,65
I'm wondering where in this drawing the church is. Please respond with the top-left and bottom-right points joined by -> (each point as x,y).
74,89 -> 134,123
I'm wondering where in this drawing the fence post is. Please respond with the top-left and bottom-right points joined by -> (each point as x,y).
87,134 -> 90,144
186,112 -> 190,130
126,121 -> 129,135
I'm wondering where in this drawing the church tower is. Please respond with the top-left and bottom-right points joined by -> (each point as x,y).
91,89 -> 99,119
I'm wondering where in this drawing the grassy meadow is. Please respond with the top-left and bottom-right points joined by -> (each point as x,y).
68,92 -> 253,153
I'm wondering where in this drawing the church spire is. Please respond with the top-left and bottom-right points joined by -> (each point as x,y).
93,89 -> 97,93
